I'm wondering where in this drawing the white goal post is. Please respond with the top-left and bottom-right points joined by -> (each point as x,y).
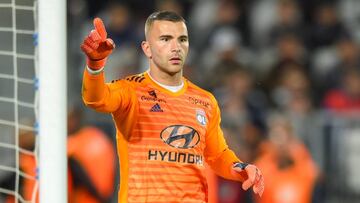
0,0 -> 66,202
39,0 -> 67,202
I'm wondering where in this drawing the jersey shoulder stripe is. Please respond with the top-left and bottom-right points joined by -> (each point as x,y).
108,73 -> 147,91
109,73 -> 145,84
125,73 -> 145,83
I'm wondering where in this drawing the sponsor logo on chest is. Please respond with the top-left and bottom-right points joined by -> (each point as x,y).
141,90 -> 166,103
147,125 -> 203,166
188,96 -> 210,108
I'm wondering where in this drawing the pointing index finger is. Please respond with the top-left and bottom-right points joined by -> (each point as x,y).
93,17 -> 107,40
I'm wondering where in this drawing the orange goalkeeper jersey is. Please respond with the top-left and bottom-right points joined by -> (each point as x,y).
82,70 -> 245,203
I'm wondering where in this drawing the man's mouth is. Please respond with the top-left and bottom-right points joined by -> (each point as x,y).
170,56 -> 182,64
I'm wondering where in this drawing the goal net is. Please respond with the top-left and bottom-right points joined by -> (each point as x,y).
0,0 -> 39,202
0,0 -> 66,202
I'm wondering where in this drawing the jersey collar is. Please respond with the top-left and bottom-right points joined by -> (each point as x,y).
144,72 -> 188,97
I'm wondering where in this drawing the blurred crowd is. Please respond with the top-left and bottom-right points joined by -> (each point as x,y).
65,0 -> 360,202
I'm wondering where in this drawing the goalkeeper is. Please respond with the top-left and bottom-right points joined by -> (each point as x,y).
81,11 -> 264,202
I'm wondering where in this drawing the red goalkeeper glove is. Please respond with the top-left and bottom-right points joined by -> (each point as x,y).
80,17 -> 115,70
233,162 -> 264,197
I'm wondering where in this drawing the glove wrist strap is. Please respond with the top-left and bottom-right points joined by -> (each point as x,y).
87,57 -> 107,70
86,66 -> 104,75
233,162 -> 249,170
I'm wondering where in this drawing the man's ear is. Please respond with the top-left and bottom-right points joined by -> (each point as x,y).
141,41 -> 152,59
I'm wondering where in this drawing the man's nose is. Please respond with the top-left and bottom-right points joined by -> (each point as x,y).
171,40 -> 181,52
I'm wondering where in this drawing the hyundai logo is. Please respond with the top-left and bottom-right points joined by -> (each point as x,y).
160,125 -> 200,149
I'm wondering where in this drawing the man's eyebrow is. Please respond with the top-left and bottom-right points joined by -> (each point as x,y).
159,35 -> 188,39
159,35 -> 173,38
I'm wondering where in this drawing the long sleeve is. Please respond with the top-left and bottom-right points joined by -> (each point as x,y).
82,69 -> 135,113
204,96 -> 247,182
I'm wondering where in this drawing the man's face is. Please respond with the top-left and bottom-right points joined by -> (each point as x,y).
144,20 -> 189,75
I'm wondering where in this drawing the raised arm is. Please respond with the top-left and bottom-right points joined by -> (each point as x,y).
80,18 -> 132,113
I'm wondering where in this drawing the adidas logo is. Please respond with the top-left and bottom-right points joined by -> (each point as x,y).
150,103 -> 163,112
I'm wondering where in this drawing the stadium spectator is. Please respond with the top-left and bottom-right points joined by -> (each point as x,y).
323,68 -> 360,113
305,3 -> 350,50
323,37 -> 360,92
67,106 -> 116,203
67,126 -> 116,203
267,0 -> 304,47
254,114 -> 319,203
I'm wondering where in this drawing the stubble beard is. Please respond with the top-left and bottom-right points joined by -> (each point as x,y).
153,59 -> 184,76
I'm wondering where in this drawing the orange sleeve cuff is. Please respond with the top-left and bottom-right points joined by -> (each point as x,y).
207,149 -> 247,182
82,68 -> 106,104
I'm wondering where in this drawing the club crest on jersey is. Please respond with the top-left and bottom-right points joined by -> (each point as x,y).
196,109 -> 207,126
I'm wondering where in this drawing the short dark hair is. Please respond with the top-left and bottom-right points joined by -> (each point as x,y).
145,11 -> 185,37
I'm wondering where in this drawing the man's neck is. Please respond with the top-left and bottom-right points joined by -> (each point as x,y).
148,68 -> 183,86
